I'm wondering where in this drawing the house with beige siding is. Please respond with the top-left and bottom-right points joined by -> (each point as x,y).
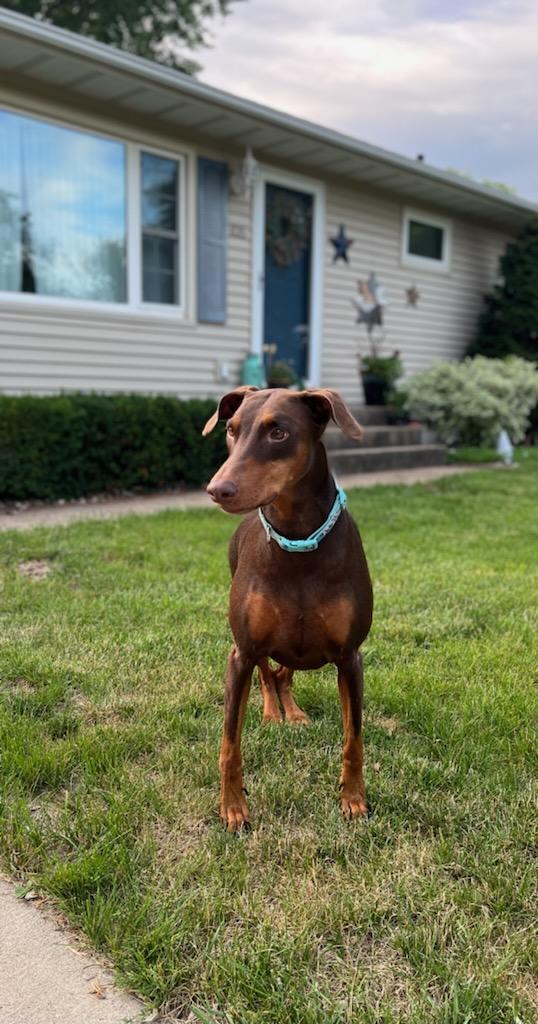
0,9 -> 536,407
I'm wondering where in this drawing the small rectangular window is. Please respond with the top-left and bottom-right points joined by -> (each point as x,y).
140,151 -> 179,305
402,207 -> 451,272
408,219 -> 444,260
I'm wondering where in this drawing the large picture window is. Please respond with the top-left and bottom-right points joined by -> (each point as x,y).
401,207 -> 451,272
0,109 -> 184,312
0,109 -> 126,302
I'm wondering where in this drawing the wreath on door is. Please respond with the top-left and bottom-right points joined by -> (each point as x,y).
266,191 -> 311,267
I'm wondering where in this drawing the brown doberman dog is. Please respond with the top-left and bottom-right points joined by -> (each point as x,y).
203,386 -> 373,831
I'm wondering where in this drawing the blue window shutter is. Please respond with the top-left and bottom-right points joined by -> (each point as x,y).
197,157 -> 228,323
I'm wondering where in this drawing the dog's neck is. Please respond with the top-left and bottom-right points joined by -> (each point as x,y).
262,442 -> 337,541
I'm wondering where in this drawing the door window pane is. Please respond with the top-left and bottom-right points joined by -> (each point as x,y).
408,219 -> 444,261
0,109 -> 126,301
141,152 -> 179,305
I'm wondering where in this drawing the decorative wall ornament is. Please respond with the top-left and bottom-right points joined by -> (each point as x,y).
353,273 -> 385,336
330,224 -> 354,263
406,285 -> 419,306
229,147 -> 259,201
265,189 -> 311,267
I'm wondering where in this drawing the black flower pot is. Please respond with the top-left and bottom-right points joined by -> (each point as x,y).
361,371 -> 389,406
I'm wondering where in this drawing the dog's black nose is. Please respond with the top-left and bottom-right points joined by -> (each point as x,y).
207,479 -> 238,502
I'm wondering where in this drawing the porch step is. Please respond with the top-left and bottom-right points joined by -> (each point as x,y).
324,424 -> 423,450
328,444 -> 447,475
348,405 -> 387,426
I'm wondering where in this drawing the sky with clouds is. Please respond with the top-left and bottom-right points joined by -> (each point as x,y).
199,0 -> 538,201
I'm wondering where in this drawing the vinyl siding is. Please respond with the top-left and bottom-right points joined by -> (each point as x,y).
321,181 -> 511,404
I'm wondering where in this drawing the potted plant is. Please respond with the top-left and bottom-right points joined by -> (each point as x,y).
267,360 -> 297,389
360,350 -> 403,406
385,386 -> 409,425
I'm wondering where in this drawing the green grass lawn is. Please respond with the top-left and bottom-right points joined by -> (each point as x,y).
1,458 -> 537,1024
447,447 -> 501,464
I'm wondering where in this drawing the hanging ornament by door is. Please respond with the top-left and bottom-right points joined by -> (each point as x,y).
266,190 -> 311,267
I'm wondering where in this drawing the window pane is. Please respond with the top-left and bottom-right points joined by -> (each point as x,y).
141,152 -> 178,231
0,109 -> 126,301
140,151 -> 180,305
408,219 -> 444,260
142,235 -> 177,304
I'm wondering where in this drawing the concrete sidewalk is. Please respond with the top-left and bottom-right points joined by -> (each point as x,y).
0,464 -> 489,533
0,880 -> 145,1024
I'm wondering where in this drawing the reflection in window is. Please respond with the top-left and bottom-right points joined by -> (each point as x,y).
407,219 -> 444,261
0,110 -> 126,301
141,152 -> 179,304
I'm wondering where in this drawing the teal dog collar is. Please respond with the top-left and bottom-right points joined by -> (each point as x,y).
258,486 -> 347,553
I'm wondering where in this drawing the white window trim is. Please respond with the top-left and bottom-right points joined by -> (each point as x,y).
129,141 -> 186,316
401,206 -> 452,273
0,105 -> 189,318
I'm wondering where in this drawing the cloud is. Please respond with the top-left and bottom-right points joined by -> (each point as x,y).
200,0 -> 538,200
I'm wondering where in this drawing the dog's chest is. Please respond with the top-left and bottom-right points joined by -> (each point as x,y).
232,574 -> 358,664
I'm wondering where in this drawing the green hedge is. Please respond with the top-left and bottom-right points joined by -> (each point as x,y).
0,394 -> 227,501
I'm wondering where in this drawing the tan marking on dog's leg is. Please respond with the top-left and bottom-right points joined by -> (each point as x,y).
337,651 -> 368,819
275,666 -> 311,725
219,646 -> 253,831
258,658 -> 282,723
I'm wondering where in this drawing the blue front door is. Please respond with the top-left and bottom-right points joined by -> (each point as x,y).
263,183 -> 313,380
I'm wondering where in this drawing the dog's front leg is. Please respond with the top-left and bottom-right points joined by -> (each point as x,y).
337,650 -> 368,820
219,645 -> 253,831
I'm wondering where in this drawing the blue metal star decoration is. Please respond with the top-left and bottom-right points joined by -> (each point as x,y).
330,224 -> 353,263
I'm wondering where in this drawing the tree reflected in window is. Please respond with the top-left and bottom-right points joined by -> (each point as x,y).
0,110 -> 126,302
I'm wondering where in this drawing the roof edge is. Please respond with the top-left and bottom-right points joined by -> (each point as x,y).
1,7 -> 536,218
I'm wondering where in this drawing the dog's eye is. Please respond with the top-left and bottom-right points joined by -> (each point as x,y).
268,426 -> 288,442
226,423 -> 235,438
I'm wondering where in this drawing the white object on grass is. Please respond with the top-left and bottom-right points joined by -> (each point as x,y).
496,429 -> 514,466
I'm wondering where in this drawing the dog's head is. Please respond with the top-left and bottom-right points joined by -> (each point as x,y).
202,386 -> 362,513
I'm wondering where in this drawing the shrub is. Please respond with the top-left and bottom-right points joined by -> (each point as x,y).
0,394 -> 227,501
404,356 -> 538,446
469,216 -> 538,361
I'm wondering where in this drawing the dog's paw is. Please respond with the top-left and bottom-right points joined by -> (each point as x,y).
285,709 -> 311,725
339,788 -> 368,821
220,799 -> 251,833
262,710 -> 283,724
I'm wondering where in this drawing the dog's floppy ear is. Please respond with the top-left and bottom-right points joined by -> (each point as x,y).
202,386 -> 259,436
301,388 -> 363,441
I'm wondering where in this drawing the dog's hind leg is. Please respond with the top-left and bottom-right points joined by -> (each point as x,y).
258,658 -> 282,723
274,666 -> 310,725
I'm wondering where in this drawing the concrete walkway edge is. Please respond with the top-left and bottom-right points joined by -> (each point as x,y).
0,464 -> 498,533
0,880 -> 145,1024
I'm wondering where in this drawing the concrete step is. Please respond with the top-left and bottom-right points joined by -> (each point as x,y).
328,444 -> 447,474
348,405 -> 387,426
324,424 -> 423,450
